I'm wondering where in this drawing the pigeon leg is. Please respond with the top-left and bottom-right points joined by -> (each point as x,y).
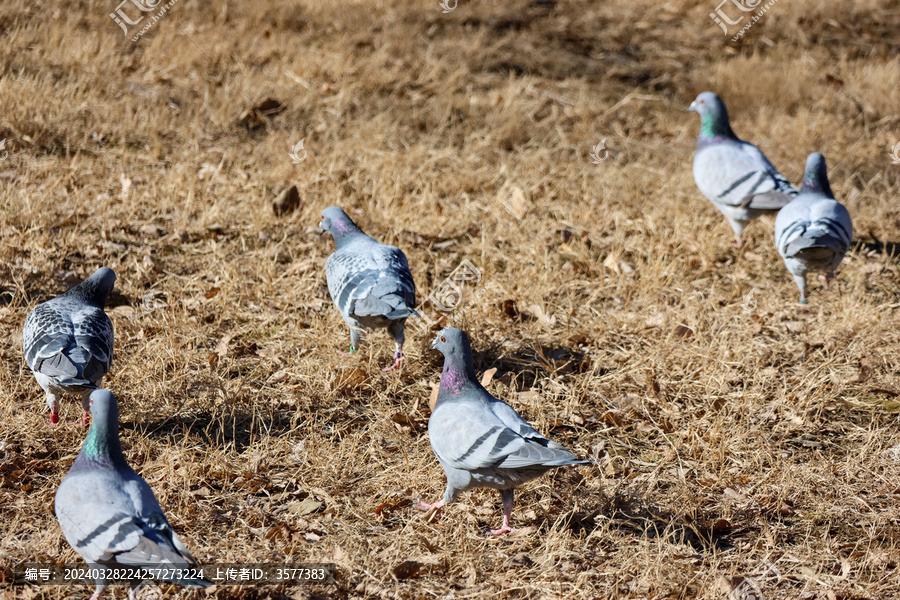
337,326 -> 363,355
793,274 -> 808,305
47,393 -> 60,428
382,345 -> 404,372
383,319 -> 407,371
80,390 -> 92,427
88,582 -> 109,600
489,489 -> 515,536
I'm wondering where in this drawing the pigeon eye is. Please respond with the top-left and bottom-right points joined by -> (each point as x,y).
440,336 -> 446,343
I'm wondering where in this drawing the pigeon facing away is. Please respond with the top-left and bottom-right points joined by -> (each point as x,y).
55,390 -> 212,600
319,207 -> 418,371
689,92 -> 799,245
775,153 -> 852,304
23,267 -> 116,426
416,328 -> 589,535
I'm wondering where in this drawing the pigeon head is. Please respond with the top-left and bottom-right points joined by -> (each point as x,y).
430,328 -> 478,396
63,267 -> 116,307
688,92 -> 736,142
319,207 -> 363,247
800,152 -> 834,198
74,389 -> 126,470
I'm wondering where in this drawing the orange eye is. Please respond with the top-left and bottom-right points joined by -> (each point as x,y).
440,336 -> 446,343
320,215 -> 325,220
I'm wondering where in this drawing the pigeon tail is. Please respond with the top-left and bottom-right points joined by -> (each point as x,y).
785,234 -> 844,256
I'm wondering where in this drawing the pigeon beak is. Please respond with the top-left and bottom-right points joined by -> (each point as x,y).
687,101 -> 697,113
429,336 -> 439,351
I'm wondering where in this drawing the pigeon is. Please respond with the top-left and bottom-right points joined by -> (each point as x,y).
416,328 -> 589,535
774,152 -> 852,304
319,206 -> 418,371
55,390 -> 212,600
688,91 -> 799,245
23,267 -> 116,426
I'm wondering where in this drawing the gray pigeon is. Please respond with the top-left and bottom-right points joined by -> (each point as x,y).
23,267 -> 115,426
319,206 -> 418,371
416,328 -> 589,535
774,153 -> 852,304
689,91 -> 799,245
55,390 -> 212,600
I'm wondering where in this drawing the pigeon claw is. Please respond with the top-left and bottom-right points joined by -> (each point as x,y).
382,351 -> 405,372
489,524 -> 514,536
81,410 -> 91,427
414,498 -> 445,522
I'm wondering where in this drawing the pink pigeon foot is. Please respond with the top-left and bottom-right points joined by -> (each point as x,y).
336,346 -> 357,356
732,241 -> 742,248
489,523 -> 514,536
49,412 -> 60,428
415,498 -> 444,515
81,410 -> 91,427
382,351 -> 404,372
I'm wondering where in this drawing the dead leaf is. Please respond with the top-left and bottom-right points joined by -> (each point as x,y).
481,368 -> 498,387
392,560 -> 423,580
673,324 -> 693,339
205,287 -> 221,299
500,185 -> 528,220
215,334 -> 233,358
333,368 -> 369,393
391,413 -> 419,435
289,498 -> 323,516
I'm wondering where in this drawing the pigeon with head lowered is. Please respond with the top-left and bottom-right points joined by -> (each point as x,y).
416,328 -> 589,535
689,91 -> 799,245
23,267 -> 116,426
55,390 -> 212,600
319,207 -> 417,371
775,152 -> 852,304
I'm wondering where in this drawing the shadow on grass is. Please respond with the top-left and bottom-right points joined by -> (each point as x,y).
558,492 -> 754,552
855,237 -> 900,260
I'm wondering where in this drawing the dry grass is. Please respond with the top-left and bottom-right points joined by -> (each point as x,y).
1,0 -> 900,598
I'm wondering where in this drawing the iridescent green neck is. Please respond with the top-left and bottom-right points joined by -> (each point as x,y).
699,110 -> 736,142
73,422 -> 126,470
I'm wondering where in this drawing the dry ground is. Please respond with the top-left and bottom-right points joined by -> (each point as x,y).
1,0 -> 900,598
